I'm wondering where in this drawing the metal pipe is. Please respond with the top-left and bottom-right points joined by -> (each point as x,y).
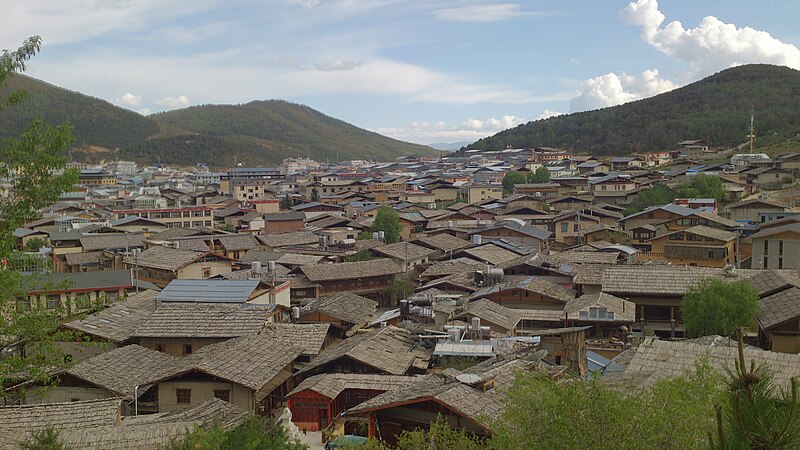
134,385 -> 139,416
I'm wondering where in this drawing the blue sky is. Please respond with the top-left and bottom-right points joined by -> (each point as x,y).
4,0 -> 800,145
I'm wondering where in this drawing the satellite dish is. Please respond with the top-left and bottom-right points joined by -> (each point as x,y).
456,373 -> 483,385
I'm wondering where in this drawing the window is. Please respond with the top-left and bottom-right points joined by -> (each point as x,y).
573,224 -> 580,232
779,240 -> 784,256
202,268 -> 211,278
779,258 -> 783,269
764,240 -> 769,255
183,344 -> 193,355
669,233 -> 684,241
764,257 -> 769,269
176,389 -> 191,404
561,223 -> 568,233
46,295 -> 61,310
214,390 -> 230,402
17,298 -> 31,311
156,344 -> 166,353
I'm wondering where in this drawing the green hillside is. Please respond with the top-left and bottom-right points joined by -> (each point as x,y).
465,64 -> 800,155
0,75 -> 159,147
0,76 -> 435,166
145,100 -> 434,165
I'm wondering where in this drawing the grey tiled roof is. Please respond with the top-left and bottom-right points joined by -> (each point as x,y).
217,234 -> 259,251
416,234 -> 472,253
601,266 -> 763,296
64,251 -> 104,266
301,292 -> 378,325
64,290 -> 159,343
747,270 -> 800,297
132,303 -> 270,338
460,243 -> 520,265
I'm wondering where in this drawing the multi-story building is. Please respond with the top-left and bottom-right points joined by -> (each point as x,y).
112,206 -> 214,228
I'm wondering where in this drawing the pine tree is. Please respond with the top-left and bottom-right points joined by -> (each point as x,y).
709,330 -> 800,449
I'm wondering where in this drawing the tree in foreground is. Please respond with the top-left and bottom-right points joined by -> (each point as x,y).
501,170 -> 526,193
527,166 -> 550,183
681,278 -> 759,338
394,416 -> 484,450
491,364 -> 722,449
387,274 -> 413,303
169,416 -> 306,450
368,205 -> 401,244
0,37 -> 79,395
709,332 -> 800,449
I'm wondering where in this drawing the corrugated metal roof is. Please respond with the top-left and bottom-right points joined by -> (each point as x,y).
156,279 -> 260,303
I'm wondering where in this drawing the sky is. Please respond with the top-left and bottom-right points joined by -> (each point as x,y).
4,0 -> 800,146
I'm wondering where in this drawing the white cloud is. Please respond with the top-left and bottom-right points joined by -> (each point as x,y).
570,69 -> 676,112
536,109 -> 563,120
621,0 -> 800,71
138,108 -> 151,115
376,115 -> 526,144
433,4 -> 538,23
119,93 -> 142,107
155,95 -> 190,108
313,58 -> 362,71
287,0 -> 320,7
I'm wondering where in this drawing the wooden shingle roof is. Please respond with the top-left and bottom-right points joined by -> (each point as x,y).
123,246 -> 210,271
66,345 -> 180,396
297,326 -> 430,376
258,231 -> 319,248
564,292 -> 636,322
132,303 -> 271,338
63,290 -> 159,343
415,234 -> 472,253
758,287 -> 800,330
372,242 -> 436,262
80,233 -> 144,251
262,323 -> 331,356
300,292 -> 378,325
622,338 -> 800,390
300,258 -> 402,282
0,398 -> 122,449
461,298 -> 522,331
287,373 -> 418,399
460,243 -> 520,265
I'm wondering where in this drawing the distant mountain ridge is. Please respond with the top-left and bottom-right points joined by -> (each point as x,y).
463,64 -> 800,155
0,75 -> 435,166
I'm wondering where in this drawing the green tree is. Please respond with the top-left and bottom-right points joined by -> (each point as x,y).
368,205 -> 401,244
0,37 -> 80,393
710,332 -> 800,449
502,170 -> 526,194
675,174 -> 726,202
20,427 -> 70,450
681,278 -> 759,338
491,364 -> 722,449
395,416 -> 484,450
344,249 -> 374,262
169,416 -> 306,450
23,237 -> 46,252
280,195 -> 292,210
625,183 -> 676,215
387,274 -> 413,302
527,166 -> 550,183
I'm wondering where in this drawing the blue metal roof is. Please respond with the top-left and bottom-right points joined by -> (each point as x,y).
156,279 -> 260,303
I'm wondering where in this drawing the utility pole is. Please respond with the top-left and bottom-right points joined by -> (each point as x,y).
747,107 -> 756,154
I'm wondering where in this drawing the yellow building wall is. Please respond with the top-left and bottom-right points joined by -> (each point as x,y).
158,380 -> 253,412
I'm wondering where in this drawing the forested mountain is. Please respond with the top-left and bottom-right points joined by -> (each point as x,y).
464,64 -> 800,155
0,76 -> 435,166
0,75 -> 159,147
